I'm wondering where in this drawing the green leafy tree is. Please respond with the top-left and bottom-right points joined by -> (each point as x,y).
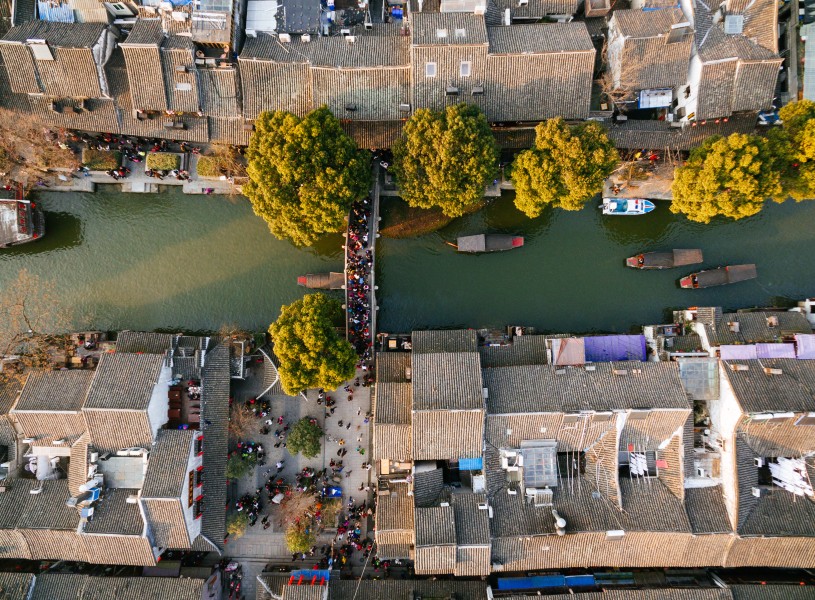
225,453 -> 255,479
226,512 -> 249,540
670,133 -> 782,223
285,524 -> 316,554
511,118 -> 618,215
286,417 -> 323,458
392,103 -> 498,217
269,293 -> 357,395
244,107 -> 371,246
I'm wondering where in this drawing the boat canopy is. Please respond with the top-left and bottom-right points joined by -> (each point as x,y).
724,264 -> 758,283
584,334 -> 647,362
671,249 -> 704,266
457,234 -> 521,253
299,272 -> 345,289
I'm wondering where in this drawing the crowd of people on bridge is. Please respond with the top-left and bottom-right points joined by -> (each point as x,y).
346,197 -> 374,357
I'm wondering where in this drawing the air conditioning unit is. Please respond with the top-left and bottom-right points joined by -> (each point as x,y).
696,467 -> 706,477
507,487 -> 517,495
346,36 -> 356,43
755,457 -> 765,468
398,103 -> 411,112
752,487 -> 764,498
301,34 -> 310,42
763,367 -> 783,376
585,365 -> 596,371
471,86 -> 484,95
279,33 -> 291,43
606,529 -> 625,540
341,28 -> 351,36
478,502 -> 488,510
728,321 -> 740,333
729,363 -> 749,372
175,65 -> 188,73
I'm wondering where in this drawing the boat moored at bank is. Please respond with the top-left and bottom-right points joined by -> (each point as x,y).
0,197 -> 44,248
601,198 -> 655,215
297,272 -> 345,289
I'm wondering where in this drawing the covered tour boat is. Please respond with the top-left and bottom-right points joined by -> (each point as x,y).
601,198 -> 655,215
626,249 -> 704,269
0,198 -> 44,248
455,234 -> 524,253
680,264 -> 757,289
296,272 -> 345,289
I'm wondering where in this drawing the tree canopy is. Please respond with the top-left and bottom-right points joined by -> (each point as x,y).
392,103 -> 498,217
244,107 -> 371,246
226,512 -> 249,539
511,118 -> 618,216
286,418 -> 323,458
269,293 -> 357,395
670,133 -> 782,223
285,524 -> 316,554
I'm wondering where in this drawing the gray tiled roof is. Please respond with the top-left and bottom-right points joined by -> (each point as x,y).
0,375 -> 24,416
415,505 -> 456,546
373,382 -> 411,424
413,467 -> 444,507
341,120 -> 405,150
121,18 -> 164,46
327,580 -> 490,600
479,334 -> 548,368
492,0 -> 579,18
115,332 -> 175,354
703,311 -> 811,347
730,585 -> 815,600
241,34 -> 409,67
1,21 -> 105,47
199,68 -> 241,117
83,488 -> 145,536
722,359 -> 815,413
199,343 -> 230,550
613,7 -> 687,38
142,498 -> 190,548
685,486 -> 732,533
78,576 -> 206,600
85,352 -> 165,411
532,591 -> 733,600
376,352 -> 411,383
487,22 -> 593,54
738,486 -> 815,536
451,492 -> 490,545
142,429 -> 194,498
696,0 -> 777,61
30,573 -> 86,600
483,361 -> 689,414
412,408 -> 483,460
6,479 -> 80,530
411,13 -> 488,46
412,330 -> 477,353
375,482 -> 414,532
0,572 -> 33,600
14,370 -> 94,412
412,352 -> 483,411
606,112 -> 758,151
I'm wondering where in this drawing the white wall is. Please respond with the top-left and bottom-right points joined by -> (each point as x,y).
607,16 -> 624,89
146,365 -> 172,444
678,53 -> 702,122
710,363 -> 744,529
181,435 -> 203,543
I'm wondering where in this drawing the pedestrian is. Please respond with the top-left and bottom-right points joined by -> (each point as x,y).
346,471 -> 353,478
346,422 -> 351,430
338,420 -> 344,428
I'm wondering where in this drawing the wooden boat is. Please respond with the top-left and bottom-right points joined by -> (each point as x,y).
455,234 -> 524,253
297,272 -> 345,289
626,249 -> 703,269
601,198 -> 655,215
680,264 -> 757,289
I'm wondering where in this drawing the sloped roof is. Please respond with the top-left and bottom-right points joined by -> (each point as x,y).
199,67 -> 241,117
685,485 -> 732,533
326,580 -> 491,600
374,382 -> 411,424
722,359 -> 815,413
0,375 -> 24,416
730,585 -> 815,600
487,22 -> 593,54
1,21 -> 105,47
703,311 -> 811,347
121,18 -> 164,46
141,429 -> 194,498
77,576 -> 205,600
376,483 -> 414,532
85,352 -> 164,411
412,352 -> 483,411
30,573 -> 86,600
483,361 -> 689,414
413,467 -> 444,507
83,488 -> 144,536
695,0 -> 778,61
241,33 -> 409,67
479,334 -> 548,368
415,505 -> 456,547
0,572 -> 33,600
0,479 -> 79,531
115,331 -> 175,354
411,13 -> 488,46
614,7 -> 687,38
412,330 -> 477,353
376,352 -> 411,383
452,492 -> 490,545
15,370 -> 94,412
491,0 -> 579,18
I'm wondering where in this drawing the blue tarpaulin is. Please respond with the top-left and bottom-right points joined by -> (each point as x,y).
497,576 -> 566,590
291,569 -> 330,581
565,575 -> 596,588
459,457 -> 483,470
584,335 -> 646,362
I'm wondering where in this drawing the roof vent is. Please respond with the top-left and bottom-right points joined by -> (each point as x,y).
52,439 -> 66,445
728,321 -> 740,332
585,365 -> 596,371
436,28 -> 448,38
555,368 -> 566,375
340,28 -> 350,36
518,0 -> 528,5
478,502 -> 488,510
729,363 -> 749,371
22,438 -> 35,444
613,369 -> 628,376
724,14 -> 744,34
445,86 -> 458,95
175,65 -> 188,73
754,457 -> 764,467
405,366 -> 411,381
766,315 -> 779,327
666,21 -> 691,44
126,494 -> 139,504
606,529 -> 625,540
471,85 -> 484,95
345,104 -> 357,112
301,34 -> 310,42
482,387 -> 489,399
439,501 -> 449,507
751,486 -> 765,498
279,33 -> 291,43
398,103 -> 411,112
763,367 -> 783,375
346,36 -> 356,43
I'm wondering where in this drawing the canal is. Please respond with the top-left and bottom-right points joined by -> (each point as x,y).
1,186 -> 814,334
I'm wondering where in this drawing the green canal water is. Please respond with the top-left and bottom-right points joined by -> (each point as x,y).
2,186 -> 814,334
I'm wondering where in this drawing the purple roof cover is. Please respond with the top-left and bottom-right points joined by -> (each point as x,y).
584,335 -> 646,362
